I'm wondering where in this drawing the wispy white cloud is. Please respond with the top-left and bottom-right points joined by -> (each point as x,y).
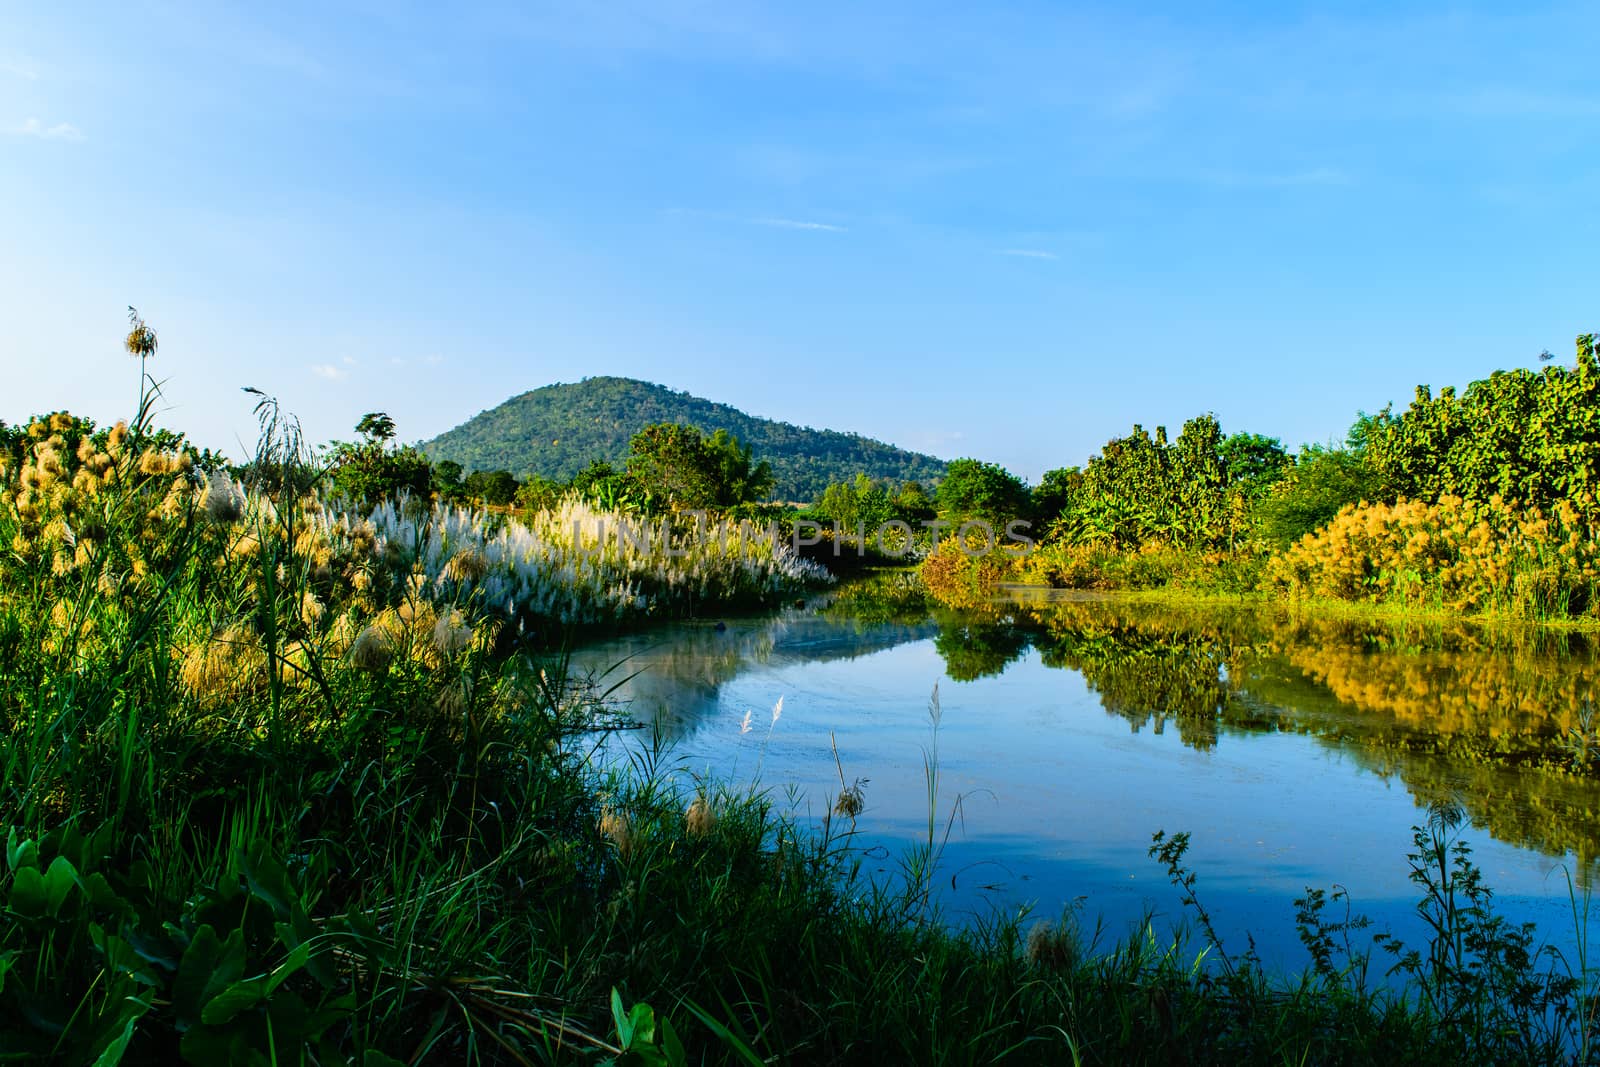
310,363 -> 347,381
751,217 -> 847,232
998,248 -> 1058,260
11,118 -> 83,141
0,59 -> 38,80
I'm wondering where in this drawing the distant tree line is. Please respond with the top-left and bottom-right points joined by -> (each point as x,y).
805,332 -> 1600,558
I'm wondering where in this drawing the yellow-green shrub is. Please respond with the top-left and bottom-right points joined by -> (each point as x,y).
1262,495 -> 1600,617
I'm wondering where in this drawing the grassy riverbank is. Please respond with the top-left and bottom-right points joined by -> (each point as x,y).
2,414 -> 1597,1064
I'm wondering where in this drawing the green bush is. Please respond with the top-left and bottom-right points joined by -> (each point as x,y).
1366,334 -> 1600,511
1252,445 -> 1387,546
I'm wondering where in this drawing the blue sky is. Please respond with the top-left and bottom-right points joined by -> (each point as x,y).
3,2 -> 1597,481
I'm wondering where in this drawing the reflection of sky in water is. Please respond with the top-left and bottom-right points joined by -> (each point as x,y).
570,609 -> 1600,974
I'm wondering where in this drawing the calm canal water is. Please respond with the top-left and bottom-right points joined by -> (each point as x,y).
571,580 -> 1600,974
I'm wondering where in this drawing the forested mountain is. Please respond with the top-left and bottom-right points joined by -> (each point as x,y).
422,376 -> 947,501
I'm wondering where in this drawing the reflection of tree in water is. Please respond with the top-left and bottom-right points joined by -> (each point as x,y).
583,584 -> 1600,870
1029,609 -> 1234,750
1271,627 -> 1600,744
820,570 -> 934,628
571,606 -> 938,736
1006,593 -> 1600,876
1349,745 -> 1600,889
931,607 -> 1031,681
1230,662 -> 1600,883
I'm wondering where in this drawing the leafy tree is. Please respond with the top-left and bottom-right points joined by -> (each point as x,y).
431,459 -> 464,500
810,474 -> 941,554
355,412 -> 397,444
626,423 -> 717,509
625,422 -> 773,511
1250,444 -> 1385,546
1048,415 -> 1249,549
935,459 -> 1030,525
817,473 -> 895,532
513,474 -> 563,512
567,460 -> 644,511
1218,433 -> 1291,497
894,480 -> 936,522
1364,334 -> 1600,512
1031,466 -> 1082,527
463,469 -> 519,506
705,428 -> 775,507
328,413 -> 431,506
570,460 -> 620,497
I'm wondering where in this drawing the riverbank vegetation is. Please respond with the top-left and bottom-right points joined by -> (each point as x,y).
914,334 -> 1600,625
1,416 -> 1594,1062
5,320 -> 1599,1063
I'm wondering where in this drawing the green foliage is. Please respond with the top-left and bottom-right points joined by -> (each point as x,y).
355,411 -> 397,444
1218,431 -> 1291,497
893,479 -> 936,521
328,413 -> 431,506
462,467 -> 519,505
1252,443 -> 1387,546
1366,334 -> 1600,511
512,473 -> 564,512
704,428 -> 775,508
1031,465 -> 1082,527
430,458 -> 464,499
811,474 -> 936,554
817,473 -> 895,531
625,422 -> 774,511
606,990 -> 688,1066
421,376 -> 947,501
1051,415 -> 1239,549
935,458 -> 1030,525
569,459 -> 647,512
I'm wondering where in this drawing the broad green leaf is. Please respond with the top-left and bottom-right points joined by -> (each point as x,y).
90,1011 -> 144,1067
240,845 -> 294,919
173,926 -> 246,1024
8,866 -> 47,918
263,941 -> 311,996
41,855 -> 77,915
627,1001 -> 657,1046
658,1015 -> 687,1067
83,873 -> 136,922
611,988 -> 632,1046
5,829 -> 36,872
200,977 -> 267,1025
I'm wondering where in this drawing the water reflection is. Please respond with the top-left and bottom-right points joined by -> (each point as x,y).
1011,593 -> 1600,879
577,610 -> 938,732
572,578 -> 1600,883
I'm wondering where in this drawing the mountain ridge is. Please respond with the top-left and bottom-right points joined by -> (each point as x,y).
422,376 -> 948,501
